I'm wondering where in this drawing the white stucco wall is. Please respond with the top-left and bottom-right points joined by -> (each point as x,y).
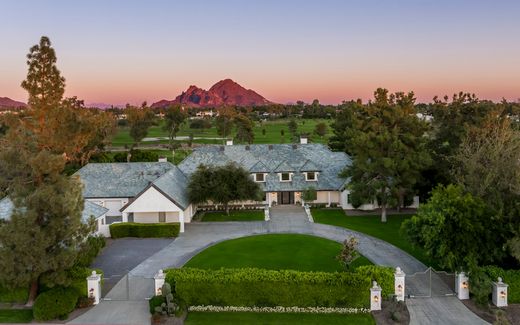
123,187 -> 182,213
86,198 -> 129,217
133,211 -> 180,223
340,189 -> 420,210
96,215 -> 111,237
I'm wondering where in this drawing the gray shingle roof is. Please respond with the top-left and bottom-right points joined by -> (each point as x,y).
274,160 -> 296,172
249,161 -> 270,173
300,160 -> 321,172
75,162 -> 173,198
178,144 -> 350,192
152,167 -> 190,209
0,197 -> 107,223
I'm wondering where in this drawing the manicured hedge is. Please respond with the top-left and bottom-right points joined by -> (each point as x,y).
0,285 -> 29,303
110,222 -> 180,238
33,287 -> 80,321
479,266 -> 520,303
166,267 -> 394,308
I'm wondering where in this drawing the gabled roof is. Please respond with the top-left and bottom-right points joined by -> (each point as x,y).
75,162 -> 173,198
273,160 -> 296,173
249,161 -> 270,173
0,197 -> 107,223
178,144 -> 350,192
151,166 -> 190,209
300,160 -> 321,172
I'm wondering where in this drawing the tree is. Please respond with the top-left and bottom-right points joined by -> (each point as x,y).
127,106 -> 155,147
21,36 -> 65,115
314,122 -> 328,138
234,114 -> 255,144
302,187 -> 317,205
288,119 -> 298,139
452,110 -> 520,263
163,106 -> 187,150
401,184 -> 501,271
187,163 -> 262,215
336,237 -> 359,270
215,107 -> 235,138
328,100 -> 361,153
342,89 -> 431,222
0,36 -> 100,304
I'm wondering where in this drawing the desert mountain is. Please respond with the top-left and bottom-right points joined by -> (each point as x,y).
151,79 -> 271,108
0,97 -> 27,109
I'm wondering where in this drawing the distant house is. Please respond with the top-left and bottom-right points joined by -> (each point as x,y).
195,110 -> 215,118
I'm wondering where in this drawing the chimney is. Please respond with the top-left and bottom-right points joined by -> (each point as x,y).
226,138 -> 233,146
158,157 -> 168,163
300,135 -> 308,144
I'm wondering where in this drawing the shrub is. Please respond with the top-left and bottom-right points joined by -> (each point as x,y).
0,285 -> 29,303
474,266 -> 520,303
165,267 -> 394,308
75,235 -> 106,268
33,287 -> 80,321
355,265 -> 394,298
149,295 -> 166,314
110,222 -> 180,238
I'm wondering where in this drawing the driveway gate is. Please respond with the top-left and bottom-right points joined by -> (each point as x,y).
101,272 -> 154,301
405,267 -> 455,298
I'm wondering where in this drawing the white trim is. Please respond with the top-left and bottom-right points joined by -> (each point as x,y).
254,173 -> 267,183
279,172 -> 293,182
305,171 -> 318,182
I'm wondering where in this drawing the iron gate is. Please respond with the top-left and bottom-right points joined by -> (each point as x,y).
101,272 -> 154,301
405,267 -> 455,298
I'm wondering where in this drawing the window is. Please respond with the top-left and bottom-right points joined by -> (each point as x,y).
159,212 -> 166,223
306,172 -> 317,181
280,173 -> 291,182
255,173 -> 265,182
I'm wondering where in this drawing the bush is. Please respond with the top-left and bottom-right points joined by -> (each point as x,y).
355,265 -> 394,298
0,285 -> 28,303
165,267 -> 393,308
110,222 -> 180,238
75,236 -> 106,268
33,287 -> 80,321
472,266 -> 520,303
149,295 -> 166,314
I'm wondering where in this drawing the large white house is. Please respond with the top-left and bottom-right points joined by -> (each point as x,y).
0,139 -> 418,237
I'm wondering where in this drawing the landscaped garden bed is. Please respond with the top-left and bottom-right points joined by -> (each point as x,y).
198,210 -> 264,222
184,311 -> 375,324
184,234 -> 372,272
0,309 -> 33,324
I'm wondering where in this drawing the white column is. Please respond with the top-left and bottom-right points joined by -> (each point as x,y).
492,277 -> 508,307
266,193 -> 271,207
455,272 -> 469,300
327,191 -> 331,207
87,271 -> 102,305
370,281 -> 382,311
154,269 -> 166,296
394,267 -> 406,301
122,212 -> 128,223
179,210 -> 185,233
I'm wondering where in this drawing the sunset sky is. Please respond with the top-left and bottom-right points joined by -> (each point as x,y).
1,0 -> 519,105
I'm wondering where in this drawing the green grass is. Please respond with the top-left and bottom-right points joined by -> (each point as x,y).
185,312 -> 375,325
0,309 -> 33,323
111,118 -> 333,147
184,234 -> 372,272
0,286 -> 28,304
200,210 -> 264,222
104,149 -> 192,165
312,209 -> 437,268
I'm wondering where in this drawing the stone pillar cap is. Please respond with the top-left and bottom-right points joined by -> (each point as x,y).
395,266 -> 405,275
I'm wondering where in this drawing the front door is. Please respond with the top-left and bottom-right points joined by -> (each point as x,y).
277,191 -> 294,205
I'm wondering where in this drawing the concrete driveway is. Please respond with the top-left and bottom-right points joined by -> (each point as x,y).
91,238 -> 173,294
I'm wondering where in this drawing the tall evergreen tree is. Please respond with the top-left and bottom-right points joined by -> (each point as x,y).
0,36 -> 95,305
343,89 -> 431,222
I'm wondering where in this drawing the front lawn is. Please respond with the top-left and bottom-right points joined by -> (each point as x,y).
200,210 -> 264,222
312,209 -> 437,268
184,234 -> 372,272
185,311 -> 375,325
0,309 -> 33,323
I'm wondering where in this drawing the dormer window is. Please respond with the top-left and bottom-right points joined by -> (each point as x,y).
280,172 -> 292,182
305,171 -> 318,181
255,173 -> 266,182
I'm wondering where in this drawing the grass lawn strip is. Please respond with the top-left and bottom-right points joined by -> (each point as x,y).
184,234 -> 372,272
312,209 -> 437,268
0,309 -> 33,323
184,311 -> 375,325
200,210 -> 264,222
